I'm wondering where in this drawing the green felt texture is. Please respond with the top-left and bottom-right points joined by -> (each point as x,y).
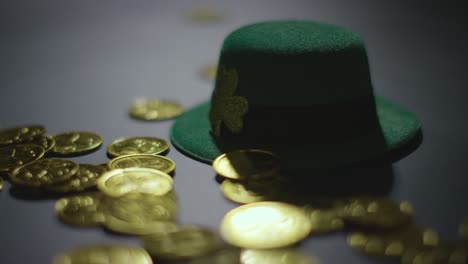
217,21 -> 373,106
170,97 -> 421,168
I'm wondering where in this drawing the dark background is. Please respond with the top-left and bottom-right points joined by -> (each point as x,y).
0,1 -> 467,263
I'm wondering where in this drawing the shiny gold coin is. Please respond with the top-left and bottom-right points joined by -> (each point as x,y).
347,225 -> 439,257
0,177 -> 3,191
102,192 -> 178,235
200,64 -> 217,81
46,164 -> 106,193
303,207 -> 344,234
241,248 -> 318,264
32,136 -> 55,153
107,137 -> 170,158
460,218 -> 468,240
213,149 -> 281,181
220,201 -> 312,249
220,180 -> 267,204
0,144 -> 45,172
0,125 -> 45,146
10,158 -> 78,187
53,245 -> 153,264
129,99 -> 184,121
51,131 -> 103,156
337,197 -> 413,229
189,7 -> 224,23
98,168 -> 173,197
143,226 -> 219,260
108,154 -> 175,174
55,192 -> 106,226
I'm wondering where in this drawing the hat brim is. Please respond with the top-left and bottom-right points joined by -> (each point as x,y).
170,96 -> 421,168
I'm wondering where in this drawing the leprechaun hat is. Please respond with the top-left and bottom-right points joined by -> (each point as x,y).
171,20 -> 421,170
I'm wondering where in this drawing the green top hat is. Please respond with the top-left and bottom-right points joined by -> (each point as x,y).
171,20 -> 421,170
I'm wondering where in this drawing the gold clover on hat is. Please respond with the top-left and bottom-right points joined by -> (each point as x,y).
209,65 -> 248,136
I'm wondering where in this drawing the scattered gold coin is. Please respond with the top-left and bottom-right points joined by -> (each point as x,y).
51,131 -> 103,156
53,244 -> 153,264
32,136 -> 56,153
143,226 -> 219,260
102,192 -> 178,235
241,248 -> 318,264
200,64 -> 217,81
0,144 -> 45,172
220,201 -> 312,249
108,154 -> 175,174
213,149 -> 281,181
347,224 -> 439,257
10,158 -> 79,187
107,137 -> 170,158
189,7 -> 224,23
55,192 -> 106,227
337,197 -> 413,229
0,125 -> 45,147
304,207 -> 344,234
97,168 -> 173,197
46,164 -> 106,193
220,179 -> 267,204
402,244 -> 468,264
129,99 -> 184,121
459,218 -> 468,240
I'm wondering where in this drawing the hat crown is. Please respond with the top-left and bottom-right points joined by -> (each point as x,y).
216,20 -> 373,106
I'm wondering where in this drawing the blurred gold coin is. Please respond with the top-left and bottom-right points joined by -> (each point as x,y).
241,248 -> 318,264
220,180 -> 267,204
460,218 -> 468,240
213,149 -> 280,181
129,99 -> 184,121
337,197 -> 413,229
10,158 -> 79,187
55,192 -> 106,226
108,154 -> 175,174
0,177 -> 3,191
46,164 -> 106,193
0,143 -> 45,172
107,137 -> 169,158
305,208 -> 344,234
32,136 -> 55,153
53,244 -> 153,264
51,131 -> 102,156
0,125 -> 45,146
143,226 -> 219,260
347,225 -> 439,257
402,244 -> 467,264
189,7 -> 224,23
98,168 -> 173,197
102,192 -> 178,235
200,64 -> 217,81
220,201 -> 312,249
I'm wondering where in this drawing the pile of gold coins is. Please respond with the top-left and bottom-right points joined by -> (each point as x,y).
213,149 -> 468,264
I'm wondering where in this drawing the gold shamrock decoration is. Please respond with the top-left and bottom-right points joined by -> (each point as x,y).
209,65 -> 248,136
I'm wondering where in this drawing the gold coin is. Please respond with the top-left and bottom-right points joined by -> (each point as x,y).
347,225 -> 439,257
10,158 -> 79,187
241,248 -> 318,264
143,226 -> 219,260
220,180 -> 267,204
55,192 -> 106,226
98,168 -> 173,197
108,154 -> 175,174
32,136 -> 56,153
0,144 -> 45,172
460,218 -> 468,240
46,164 -> 106,193
51,131 -> 103,156
402,244 -> 467,264
220,201 -> 312,249
213,149 -> 281,181
129,99 -> 184,121
303,207 -> 344,234
102,192 -> 178,235
0,177 -> 3,191
53,245 -> 153,264
0,125 -> 45,146
200,64 -> 217,81
337,197 -> 413,229
189,7 -> 224,23
107,137 -> 170,157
